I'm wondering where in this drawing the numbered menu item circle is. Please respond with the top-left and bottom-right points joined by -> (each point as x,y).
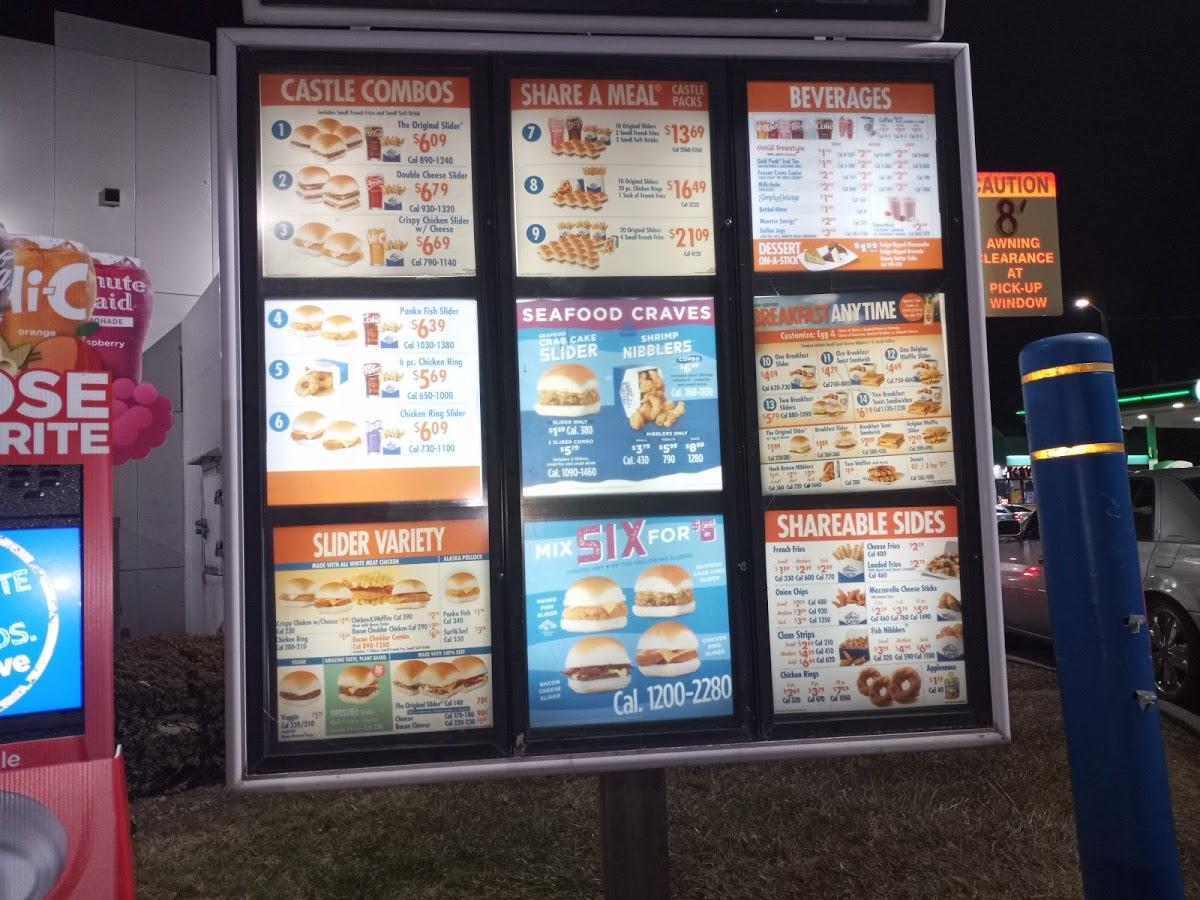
764,506 -> 967,716
262,298 -> 483,506
747,81 -> 943,273
511,78 -> 715,278
259,73 -> 475,277
524,515 -> 733,729
517,297 -> 722,496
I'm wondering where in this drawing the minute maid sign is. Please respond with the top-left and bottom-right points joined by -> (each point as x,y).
0,528 -> 82,718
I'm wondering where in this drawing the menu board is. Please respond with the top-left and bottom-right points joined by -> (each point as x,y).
764,506 -> 967,715
516,297 -> 722,496
273,519 -> 492,741
263,298 -> 483,506
524,515 -> 733,728
754,291 -> 954,494
747,81 -> 942,272
511,78 -> 715,277
259,74 -> 474,277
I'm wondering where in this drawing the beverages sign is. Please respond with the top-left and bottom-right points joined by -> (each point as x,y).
977,172 -> 1063,317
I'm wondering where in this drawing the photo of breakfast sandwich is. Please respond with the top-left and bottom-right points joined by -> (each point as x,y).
560,576 -> 628,633
296,166 -> 329,202
289,410 -> 328,443
277,576 -> 316,609
445,571 -> 481,603
859,370 -> 886,387
451,656 -> 489,694
392,660 -> 426,696
278,670 -> 322,706
313,582 -> 352,610
289,304 -> 325,334
922,425 -> 950,445
534,363 -> 601,417
418,662 -> 461,698
635,622 -> 701,678
344,569 -> 394,605
322,174 -> 360,211
337,665 -> 379,704
914,360 -> 943,384
877,431 -> 905,451
834,430 -> 857,450
633,564 -> 695,618
789,367 -> 819,390
321,420 -> 361,451
292,222 -> 332,257
389,578 -> 433,609
562,636 -> 632,694
813,393 -> 848,417
867,463 -> 902,483
906,398 -> 942,416
789,434 -> 812,457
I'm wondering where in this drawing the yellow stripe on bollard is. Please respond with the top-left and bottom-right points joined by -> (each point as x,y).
1030,441 -> 1126,461
1020,362 -> 1115,384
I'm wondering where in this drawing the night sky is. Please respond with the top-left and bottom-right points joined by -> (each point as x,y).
8,0 -> 1199,449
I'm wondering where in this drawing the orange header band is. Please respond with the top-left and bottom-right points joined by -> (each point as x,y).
747,81 -> 935,115
274,518 -> 488,565
511,78 -> 709,111
765,506 -> 958,542
977,171 -> 1058,198
260,74 -> 470,108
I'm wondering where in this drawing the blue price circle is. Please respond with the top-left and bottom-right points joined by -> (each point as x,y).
763,398 -> 777,412
269,412 -> 290,432
524,175 -> 544,195
857,392 -> 871,406
526,224 -> 546,244
759,354 -> 774,369
271,120 -> 292,140
267,309 -> 289,329
273,221 -> 294,240
273,170 -> 293,190
820,352 -> 834,365
268,360 -> 289,380
521,123 -> 542,142
884,347 -> 899,361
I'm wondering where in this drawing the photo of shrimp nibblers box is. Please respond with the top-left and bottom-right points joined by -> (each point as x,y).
618,366 -> 686,430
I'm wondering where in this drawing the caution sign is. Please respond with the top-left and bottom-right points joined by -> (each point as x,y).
977,172 -> 1063,317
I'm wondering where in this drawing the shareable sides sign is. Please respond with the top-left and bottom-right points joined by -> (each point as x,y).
977,172 -> 1062,317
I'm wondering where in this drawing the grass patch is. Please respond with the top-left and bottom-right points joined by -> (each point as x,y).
132,663 -> 1200,899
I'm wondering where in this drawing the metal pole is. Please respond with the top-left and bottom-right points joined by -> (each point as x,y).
1146,414 -> 1159,468
1019,333 -> 1183,900
599,769 -> 671,900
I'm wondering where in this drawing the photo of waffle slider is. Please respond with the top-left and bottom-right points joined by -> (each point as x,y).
914,360 -> 943,383
922,425 -> 950,445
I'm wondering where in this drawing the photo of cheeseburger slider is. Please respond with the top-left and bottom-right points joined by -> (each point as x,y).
789,434 -> 812,457
337,665 -> 379,704
289,303 -> 325,334
451,656 -> 489,694
321,420 -> 361,451
322,174 -> 360,211
389,578 -> 433,609
444,571 -> 481,603
560,576 -> 628,632
534,363 -> 601,417
392,659 -> 426,696
289,410 -> 328,443
417,661 -> 461,698
292,222 -> 332,257
344,569 -> 393,605
635,622 -> 701,678
295,166 -> 328,202
277,576 -> 316,609
278,669 -> 322,706
633,564 -> 695,618
562,636 -> 632,694
312,582 -> 352,609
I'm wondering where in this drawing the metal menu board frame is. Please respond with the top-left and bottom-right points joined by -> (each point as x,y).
218,29 -> 1008,792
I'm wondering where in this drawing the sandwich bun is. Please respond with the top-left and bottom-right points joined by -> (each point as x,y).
322,174 -> 360,210
278,669 -> 322,705
534,363 -> 601,417
335,124 -> 362,147
311,132 -> 346,160
290,410 -> 328,442
336,664 -> 379,704
390,578 -> 432,608
451,655 -> 489,692
445,571 -> 481,602
289,303 -> 326,333
563,636 -> 632,694
560,576 -> 627,633
322,231 -> 363,266
290,123 -> 319,147
292,222 -> 332,256
633,563 -> 695,618
316,117 -> 340,133
278,577 -> 316,605
321,420 -> 360,451
789,434 -> 811,456
418,661 -> 461,696
297,165 -> 329,185
635,621 -> 701,678
320,313 -> 357,342
392,659 -> 427,695
314,582 -> 353,608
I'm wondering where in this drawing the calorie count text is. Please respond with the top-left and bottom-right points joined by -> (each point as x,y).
610,674 -> 732,716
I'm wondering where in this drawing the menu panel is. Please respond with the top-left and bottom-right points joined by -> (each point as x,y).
754,291 -> 954,494
259,74 -> 474,277
747,81 -> 942,272
516,297 -> 722,496
511,78 -> 715,277
524,515 -> 733,728
263,298 -> 483,506
764,506 -> 967,715
273,518 -> 492,741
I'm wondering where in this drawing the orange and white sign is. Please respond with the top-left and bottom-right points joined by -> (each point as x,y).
747,80 -> 942,273
764,505 -> 967,715
977,172 -> 1063,317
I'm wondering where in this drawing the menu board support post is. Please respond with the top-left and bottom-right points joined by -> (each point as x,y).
1018,333 -> 1184,899
599,768 -> 672,900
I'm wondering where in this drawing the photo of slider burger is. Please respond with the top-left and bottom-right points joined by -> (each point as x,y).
789,434 -> 811,457
322,174 -> 360,211
390,578 -> 433,609
313,582 -> 352,610
562,636 -> 632,694
451,656 -> 489,694
321,420 -> 361,451
534,363 -> 601,417
278,670 -> 322,706
277,576 -> 316,610
311,132 -> 347,162
321,232 -> 364,268
289,303 -> 325,335
392,660 -> 426,696
560,576 -> 627,632
290,123 -> 319,149
417,661 -> 461,698
289,411 -> 328,443
922,425 -> 950,445
344,570 -> 393,606
296,166 -> 328,202
337,665 -> 379,704
292,222 -> 332,257
444,572 -> 481,604
633,564 -> 695,618
320,313 -> 358,344
635,622 -> 701,678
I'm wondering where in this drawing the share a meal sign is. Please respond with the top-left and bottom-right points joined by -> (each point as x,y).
977,172 -> 1063,317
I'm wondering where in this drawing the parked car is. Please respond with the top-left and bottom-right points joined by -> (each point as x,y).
995,504 -> 1017,524
998,470 -> 1200,709
1006,504 -> 1033,523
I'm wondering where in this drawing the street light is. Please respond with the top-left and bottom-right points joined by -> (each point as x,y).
1072,296 -> 1110,338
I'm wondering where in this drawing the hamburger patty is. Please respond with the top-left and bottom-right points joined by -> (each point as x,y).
454,674 -> 487,689
563,665 -> 631,680
635,589 -> 695,607
339,685 -> 378,698
538,388 -> 599,406
280,689 -> 321,702
635,649 -> 699,667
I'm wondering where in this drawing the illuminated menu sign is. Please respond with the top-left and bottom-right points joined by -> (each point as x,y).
263,298 -> 483,506
510,78 -> 715,277
748,81 -> 942,272
259,74 -> 475,277
272,518 -> 492,740
764,506 -> 966,714
753,292 -> 954,494
978,171 -> 1063,317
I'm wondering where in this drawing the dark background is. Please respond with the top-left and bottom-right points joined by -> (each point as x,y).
6,0 -> 1199,449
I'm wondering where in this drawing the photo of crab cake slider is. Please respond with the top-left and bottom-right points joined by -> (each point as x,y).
633,564 -> 695,618
390,578 -> 433,609
635,622 -> 701,678
337,665 -> 379,704
559,576 -> 628,632
562,636 -> 632,694
534,363 -> 601,417
392,659 -> 426,696
418,661 -> 462,698
451,656 -> 489,693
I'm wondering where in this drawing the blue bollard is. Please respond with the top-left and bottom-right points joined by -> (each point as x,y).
1019,333 -> 1183,899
